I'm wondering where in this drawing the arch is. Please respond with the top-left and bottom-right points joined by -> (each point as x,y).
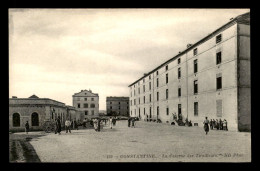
31,112 -> 39,126
13,113 -> 20,127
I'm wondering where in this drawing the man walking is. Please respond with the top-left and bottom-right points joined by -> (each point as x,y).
56,116 -> 62,135
65,118 -> 71,133
210,119 -> 213,130
109,117 -> 113,129
203,117 -> 210,135
128,117 -> 131,127
25,121 -> 29,134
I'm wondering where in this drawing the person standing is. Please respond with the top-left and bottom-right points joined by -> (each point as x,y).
128,117 -> 131,127
25,121 -> 29,134
74,119 -> 78,130
219,119 -> 223,130
203,117 -> 210,135
109,117 -> 113,129
97,119 -> 101,132
131,118 -> 135,128
212,119 -> 216,129
65,118 -> 71,133
210,119 -> 213,130
216,119 -> 219,130
56,116 -> 62,135
223,119 -> 228,131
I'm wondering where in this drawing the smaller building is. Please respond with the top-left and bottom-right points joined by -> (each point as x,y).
106,96 -> 129,116
72,89 -> 99,119
9,95 -> 76,132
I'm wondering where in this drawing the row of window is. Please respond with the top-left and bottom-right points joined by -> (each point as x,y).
109,102 -> 129,104
131,34 -> 223,90
131,53 -> 222,97
131,77 -> 222,105
84,110 -> 95,115
77,103 -> 96,108
109,106 -> 129,109
12,113 -> 39,127
76,97 -> 95,101
130,99 -> 223,117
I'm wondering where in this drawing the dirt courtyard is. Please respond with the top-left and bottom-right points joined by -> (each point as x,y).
11,120 -> 251,162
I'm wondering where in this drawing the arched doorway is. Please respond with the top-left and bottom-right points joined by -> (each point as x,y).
13,113 -> 20,127
31,112 -> 39,126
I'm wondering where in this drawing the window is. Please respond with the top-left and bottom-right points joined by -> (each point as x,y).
84,98 -> 87,101
166,107 -> 169,116
143,85 -> 145,93
193,48 -> 198,56
110,106 -> 112,109
138,87 -> 140,94
157,106 -> 159,116
149,107 -> 152,118
216,100 -> 222,117
131,100 -> 132,106
194,80 -> 198,94
166,89 -> 168,99
144,108 -> 145,115
217,76 -> 222,90
157,78 -> 159,87
149,94 -> 151,102
110,102 -> 112,104
156,71 -> 159,75
77,103 -> 80,108
131,91 -> 132,97
143,79 -> 145,83
85,111 -> 88,115
194,59 -> 198,73
166,65 -> 168,71
90,104 -> 95,108
31,112 -> 39,126
139,98 -> 140,104
194,102 -> 198,116
166,73 -> 168,84
216,34 -> 222,44
149,75 -> 151,80
216,52 -> 222,65
119,102 -> 120,104
91,110 -> 94,115
91,98 -> 94,101
119,106 -> 120,109
157,92 -> 159,101
178,88 -> 181,97
178,68 -> 181,79
127,102 -> 128,104
143,96 -> 145,103
13,113 -> 20,127
84,103 -> 88,108
134,90 -> 135,96
178,58 -> 181,64
149,82 -> 151,90
178,104 -> 181,115
134,99 -> 136,105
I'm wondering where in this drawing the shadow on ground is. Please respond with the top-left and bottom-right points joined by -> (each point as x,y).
9,133 -> 46,162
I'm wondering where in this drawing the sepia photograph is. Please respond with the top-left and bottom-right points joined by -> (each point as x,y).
9,8 -> 251,162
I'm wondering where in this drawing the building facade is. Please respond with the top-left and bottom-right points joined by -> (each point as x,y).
106,96 -> 129,116
128,12 -> 250,131
9,95 -> 77,132
72,89 -> 99,118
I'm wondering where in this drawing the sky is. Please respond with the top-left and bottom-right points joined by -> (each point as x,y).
9,8 -> 250,110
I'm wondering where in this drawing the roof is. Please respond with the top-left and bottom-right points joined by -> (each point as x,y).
9,97 -> 66,106
73,89 -> 99,97
128,12 -> 250,87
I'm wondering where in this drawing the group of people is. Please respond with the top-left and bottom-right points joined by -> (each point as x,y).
128,117 -> 136,128
109,117 -> 117,129
93,118 -> 102,132
203,117 -> 228,135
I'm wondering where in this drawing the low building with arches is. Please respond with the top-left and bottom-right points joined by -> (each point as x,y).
9,95 -> 79,132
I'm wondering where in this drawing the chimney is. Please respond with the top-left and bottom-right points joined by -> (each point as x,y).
89,89 -> 92,93
12,96 -> 17,98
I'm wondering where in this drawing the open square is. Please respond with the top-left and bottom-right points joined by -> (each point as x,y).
10,120 -> 251,162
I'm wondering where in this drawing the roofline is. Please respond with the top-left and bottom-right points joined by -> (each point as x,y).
9,98 -> 66,105
128,12 -> 250,87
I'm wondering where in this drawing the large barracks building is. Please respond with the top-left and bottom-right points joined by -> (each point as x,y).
128,12 -> 250,131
